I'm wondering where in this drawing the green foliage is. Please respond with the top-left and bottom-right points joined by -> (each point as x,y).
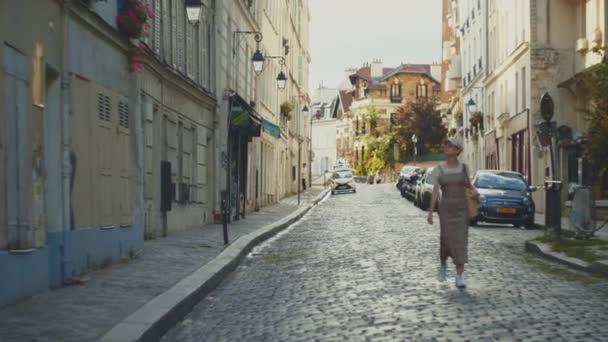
393,99 -> 447,156
581,45 -> 608,195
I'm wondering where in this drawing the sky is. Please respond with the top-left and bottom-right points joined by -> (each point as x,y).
309,0 -> 442,93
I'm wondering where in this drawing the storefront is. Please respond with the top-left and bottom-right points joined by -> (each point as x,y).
228,93 -> 261,221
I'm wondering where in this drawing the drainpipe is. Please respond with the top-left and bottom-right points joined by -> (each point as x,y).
59,0 -> 72,285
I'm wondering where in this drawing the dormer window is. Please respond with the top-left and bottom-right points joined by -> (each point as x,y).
390,79 -> 402,103
416,79 -> 428,99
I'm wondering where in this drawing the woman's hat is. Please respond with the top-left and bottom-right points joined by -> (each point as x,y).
444,136 -> 463,151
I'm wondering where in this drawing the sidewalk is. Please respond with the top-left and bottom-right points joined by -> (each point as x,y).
534,213 -> 608,239
0,188 -> 327,342
528,213 -> 608,276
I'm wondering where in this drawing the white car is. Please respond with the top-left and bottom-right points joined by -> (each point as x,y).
330,169 -> 357,195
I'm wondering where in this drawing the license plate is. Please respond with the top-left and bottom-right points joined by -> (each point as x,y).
497,207 -> 516,214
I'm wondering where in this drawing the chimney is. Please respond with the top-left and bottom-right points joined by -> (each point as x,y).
370,58 -> 383,78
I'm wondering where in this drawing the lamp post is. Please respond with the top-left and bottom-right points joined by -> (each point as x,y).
411,134 -> 418,163
538,92 -> 562,238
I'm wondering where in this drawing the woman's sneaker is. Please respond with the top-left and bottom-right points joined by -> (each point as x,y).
437,265 -> 447,282
455,274 -> 466,288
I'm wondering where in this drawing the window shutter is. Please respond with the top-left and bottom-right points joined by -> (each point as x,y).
162,0 -> 171,64
118,101 -> 130,129
171,0 -> 177,67
154,0 -> 161,54
199,12 -> 208,87
186,19 -> 194,79
116,98 -> 131,224
176,0 -> 184,72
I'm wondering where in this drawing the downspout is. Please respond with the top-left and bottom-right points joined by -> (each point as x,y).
59,0 -> 72,285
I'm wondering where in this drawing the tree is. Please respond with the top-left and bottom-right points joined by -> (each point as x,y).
581,45 -> 608,195
393,99 -> 447,156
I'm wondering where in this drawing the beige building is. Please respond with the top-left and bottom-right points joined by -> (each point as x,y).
213,0 -> 311,220
452,0 -> 607,215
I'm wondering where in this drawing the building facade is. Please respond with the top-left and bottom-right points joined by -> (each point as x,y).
0,0 -> 310,308
348,60 -> 441,173
451,0 -> 607,214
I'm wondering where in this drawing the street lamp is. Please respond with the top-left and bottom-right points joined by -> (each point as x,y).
276,71 -> 287,90
251,49 -> 265,74
267,56 -> 287,89
466,98 -> 477,112
233,31 -> 265,74
411,134 -> 418,163
185,0 -> 205,24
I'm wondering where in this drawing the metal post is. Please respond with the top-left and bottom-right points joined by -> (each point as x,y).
298,140 -> 301,205
221,191 -> 229,245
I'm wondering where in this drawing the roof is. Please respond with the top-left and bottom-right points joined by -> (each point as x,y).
349,63 -> 440,86
339,91 -> 353,112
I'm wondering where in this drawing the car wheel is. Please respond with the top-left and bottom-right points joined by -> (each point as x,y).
470,219 -> 479,227
513,223 -> 523,229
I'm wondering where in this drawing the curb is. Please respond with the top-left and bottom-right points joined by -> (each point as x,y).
99,189 -> 330,342
525,240 -> 608,276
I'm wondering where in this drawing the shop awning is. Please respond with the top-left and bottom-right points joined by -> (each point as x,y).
262,118 -> 281,138
229,93 -> 262,137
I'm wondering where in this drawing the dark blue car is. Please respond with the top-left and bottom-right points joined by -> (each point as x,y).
471,170 -> 537,229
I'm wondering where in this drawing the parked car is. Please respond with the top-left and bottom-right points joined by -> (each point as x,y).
472,170 -> 537,229
353,176 -> 367,184
415,167 -> 438,210
401,169 -> 425,200
329,169 -> 357,195
397,166 -> 421,191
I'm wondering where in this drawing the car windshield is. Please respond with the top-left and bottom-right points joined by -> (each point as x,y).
333,171 -> 353,179
401,167 -> 417,174
475,172 -> 527,191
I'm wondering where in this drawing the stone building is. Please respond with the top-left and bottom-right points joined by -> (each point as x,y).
347,60 -> 441,172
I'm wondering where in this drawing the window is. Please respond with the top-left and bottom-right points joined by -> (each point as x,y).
32,43 -> 44,106
521,67 -> 527,109
515,72 -> 519,112
416,83 -> 428,99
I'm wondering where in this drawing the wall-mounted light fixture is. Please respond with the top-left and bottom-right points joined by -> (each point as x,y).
185,0 -> 205,24
266,56 -> 287,90
233,31 -> 265,74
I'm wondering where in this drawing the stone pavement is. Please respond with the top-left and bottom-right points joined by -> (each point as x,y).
164,184 -> 608,341
0,188 -> 324,342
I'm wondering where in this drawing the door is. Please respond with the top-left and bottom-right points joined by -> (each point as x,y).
3,45 -> 32,249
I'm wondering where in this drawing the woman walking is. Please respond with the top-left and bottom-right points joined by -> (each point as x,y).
426,137 -> 477,288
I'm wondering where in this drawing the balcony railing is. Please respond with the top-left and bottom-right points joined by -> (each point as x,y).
390,95 -> 403,103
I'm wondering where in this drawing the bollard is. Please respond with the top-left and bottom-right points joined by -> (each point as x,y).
545,180 -> 562,239
221,191 -> 229,245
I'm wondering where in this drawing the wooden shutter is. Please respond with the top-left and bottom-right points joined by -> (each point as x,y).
171,0 -> 177,67
186,18 -> 194,79
71,77 -> 94,228
199,12 -> 208,87
176,0 -> 184,71
93,86 -> 114,226
162,0 -> 171,64
117,97 -> 131,225
154,0 -> 162,55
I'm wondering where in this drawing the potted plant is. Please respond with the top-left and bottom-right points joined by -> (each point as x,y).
280,101 -> 293,119
469,111 -> 484,131
454,110 -> 463,127
116,0 -> 154,39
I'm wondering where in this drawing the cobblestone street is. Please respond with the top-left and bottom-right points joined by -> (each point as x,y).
163,184 -> 608,341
